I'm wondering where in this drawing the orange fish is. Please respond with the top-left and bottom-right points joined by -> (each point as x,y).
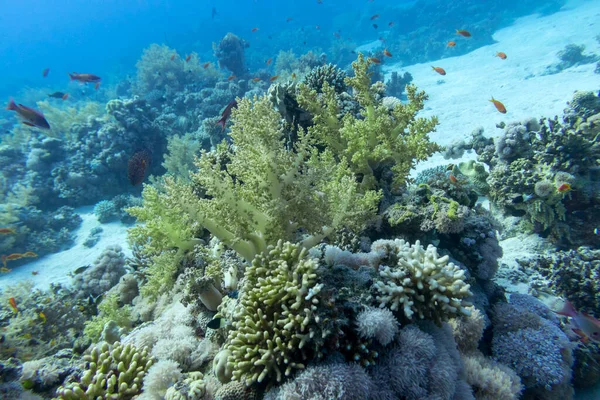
383,49 -> 392,57
62,93 -> 69,100
266,58 -> 273,65
9,297 -> 18,313
447,41 -> 456,47
0,228 -> 15,235
31,271 -> 39,276
557,183 -> 572,193
6,99 -> 51,130
228,75 -> 236,81
496,52 -> 507,60
68,73 -> 101,83
42,68 -> 50,78
269,75 -> 279,82
556,300 -> 600,343
432,66 -> 446,75
22,252 -> 38,258
203,62 -> 211,69
94,82 -> 100,90
456,29 -> 471,37
252,77 -> 261,82
449,174 -> 458,183
251,27 -> 259,32
370,14 -> 379,20
185,54 -> 192,62
170,54 -> 176,60
489,97 -> 506,114
5,253 -> 24,261
291,73 -> 297,80
369,57 -> 381,64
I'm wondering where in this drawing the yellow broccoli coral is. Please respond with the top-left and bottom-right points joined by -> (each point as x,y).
298,53 -> 441,190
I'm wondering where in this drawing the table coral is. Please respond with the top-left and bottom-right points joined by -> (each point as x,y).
372,239 -> 472,323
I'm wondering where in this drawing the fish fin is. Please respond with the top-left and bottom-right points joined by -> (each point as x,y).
68,73 -> 75,80
216,118 -> 226,131
22,121 -> 35,127
555,299 -> 578,318
6,98 -> 17,111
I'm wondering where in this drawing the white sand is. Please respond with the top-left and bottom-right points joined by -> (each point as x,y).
384,0 -> 600,174
0,206 -> 131,291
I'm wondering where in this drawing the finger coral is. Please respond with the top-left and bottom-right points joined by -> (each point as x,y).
55,342 -> 153,399
372,239 -> 472,323
219,240 -> 327,385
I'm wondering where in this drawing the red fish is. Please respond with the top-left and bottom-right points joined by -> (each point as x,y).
68,73 -> 101,83
269,75 -> 279,82
0,228 -> 15,234
557,183 -> 572,193
432,66 -> 446,75
489,97 -> 507,114
369,57 -> 381,64
127,150 -> 152,186
6,99 -> 51,129
170,54 -> 176,61
203,62 -> 211,69
456,29 -> 471,37
449,174 -> 458,183
383,49 -> 392,57
266,58 -> 273,65
372,24 -> 378,29
228,75 -> 236,81
42,68 -> 50,77
62,93 -> 69,101
216,100 -> 238,131
185,54 -> 192,62
388,22 -> 394,27
556,300 -> 600,343
496,52 -> 507,60
94,82 -> 100,90
252,77 -> 261,82
251,27 -> 259,33
447,41 -> 456,47
9,297 -> 18,313
370,14 -> 379,20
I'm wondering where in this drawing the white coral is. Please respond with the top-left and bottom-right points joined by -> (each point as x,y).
373,239 -> 472,321
355,307 -> 399,346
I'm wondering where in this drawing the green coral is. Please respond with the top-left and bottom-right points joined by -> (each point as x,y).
83,293 -> 132,342
162,132 -> 203,182
298,53 -> 440,190
37,100 -> 107,140
218,240 -> 326,385
55,342 -> 153,400
457,160 -> 490,195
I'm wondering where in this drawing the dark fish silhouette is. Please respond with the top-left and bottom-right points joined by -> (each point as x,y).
216,100 -> 238,131
48,92 -> 67,99
212,7 -> 217,19
128,149 -> 152,186
6,99 -> 51,129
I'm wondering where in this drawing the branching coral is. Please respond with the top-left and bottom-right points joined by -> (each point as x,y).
372,239 -> 472,323
218,240 -> 327,385
298,53 -> 440,190
55,342 -> 154,399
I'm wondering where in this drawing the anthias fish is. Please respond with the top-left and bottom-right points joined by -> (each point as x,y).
6,99 -> 51,129
489,97 -> 507,113
496,52 -> 507,59
432,66 -> 446,75
69,73 -> 101,83
556,300 -> 600,343
456,29 -> 471,37
48,92 -> 67,99
447,41 -> 456,47
42,68 -> 50,77
216,100 -> 238,131
128,150 -> 152,186
0,228 -> 15,234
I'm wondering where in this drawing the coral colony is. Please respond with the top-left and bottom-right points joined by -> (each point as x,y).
1,1 -> 600,399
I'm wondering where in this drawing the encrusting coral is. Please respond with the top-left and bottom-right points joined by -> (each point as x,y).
54,342 -> 154,399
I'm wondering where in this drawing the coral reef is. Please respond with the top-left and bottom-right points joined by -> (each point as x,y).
72,245 -> 127,300
303,63 -> 347,94
385,71 -> 413,98
517,246 -> 600,315
213,33 -> 249,77
544,43 -> 600,75
470,92 -> 600,246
